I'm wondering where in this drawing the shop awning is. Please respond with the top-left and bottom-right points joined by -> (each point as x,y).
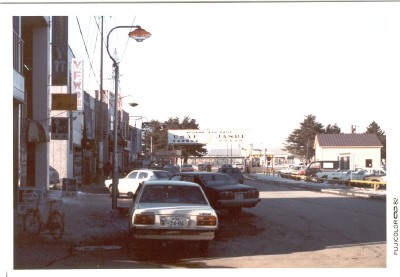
27,119 -> 49,143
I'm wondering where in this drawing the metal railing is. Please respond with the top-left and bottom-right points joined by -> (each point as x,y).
13,30 -> 24,74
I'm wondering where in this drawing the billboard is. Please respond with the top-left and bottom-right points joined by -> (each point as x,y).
167,129 -> 247,145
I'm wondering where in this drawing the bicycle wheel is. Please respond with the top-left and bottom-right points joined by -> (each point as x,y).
48,211 -> 64,240
24,210 -> 41,237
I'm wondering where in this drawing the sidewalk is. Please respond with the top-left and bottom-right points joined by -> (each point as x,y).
247,173 -> 386,200
13,184 -> 130,269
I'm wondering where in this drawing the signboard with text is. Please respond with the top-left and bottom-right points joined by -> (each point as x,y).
51,16 -> 68,86
51,117 -> 68,140
51,94 -> 77,110
71,58 -> 83,110
167,129 -> 247,145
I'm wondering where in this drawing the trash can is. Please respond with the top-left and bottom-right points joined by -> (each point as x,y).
206,164 -> 212,172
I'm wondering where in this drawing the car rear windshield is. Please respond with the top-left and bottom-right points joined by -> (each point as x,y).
139,185 -> 207,204
154,171 -> 172,178
200,174 -> 238,186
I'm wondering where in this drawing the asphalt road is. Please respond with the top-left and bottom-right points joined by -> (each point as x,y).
13,177 -> 387,270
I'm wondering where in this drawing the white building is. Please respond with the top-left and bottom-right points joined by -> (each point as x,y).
314,133 -> 383,170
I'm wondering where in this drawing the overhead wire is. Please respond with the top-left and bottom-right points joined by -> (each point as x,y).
120,16 -> 136,62
75,16 -> 100,87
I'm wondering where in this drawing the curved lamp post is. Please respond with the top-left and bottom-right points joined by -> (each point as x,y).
106,25 -> 151,209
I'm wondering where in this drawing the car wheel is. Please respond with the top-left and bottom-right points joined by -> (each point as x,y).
198,241 -> 209,255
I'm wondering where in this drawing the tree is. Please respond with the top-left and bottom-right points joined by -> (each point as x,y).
325,123 -> 341,134
283,114 -> 325,163
142,116 -> 207,163
365,121 -> 386,162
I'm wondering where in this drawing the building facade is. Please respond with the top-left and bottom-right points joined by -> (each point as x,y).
314,133 -> 383,170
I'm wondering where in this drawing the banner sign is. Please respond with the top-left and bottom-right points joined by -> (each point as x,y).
51,16 -> 68,85
167,129 -> 247,145
71,58 -> 83,110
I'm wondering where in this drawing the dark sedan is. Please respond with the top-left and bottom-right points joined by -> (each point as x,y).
169,172 -> 260,215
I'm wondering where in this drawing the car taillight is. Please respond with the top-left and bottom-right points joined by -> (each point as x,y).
134,214 -> 155,225
299,170 -> 305,175
197,215 -> 217,226
219,191 -> 234,200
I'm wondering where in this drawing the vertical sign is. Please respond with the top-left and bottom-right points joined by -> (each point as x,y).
83,91 -> 93,138
71,58 -> 83,110
52,16 -> 68,85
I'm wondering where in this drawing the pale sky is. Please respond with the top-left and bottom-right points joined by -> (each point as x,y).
63,2 -> 399,150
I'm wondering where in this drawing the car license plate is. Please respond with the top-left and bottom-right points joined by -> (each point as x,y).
235,193 -> 244,200
161,217 -> 187,227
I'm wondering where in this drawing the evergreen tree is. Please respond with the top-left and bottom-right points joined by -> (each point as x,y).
325,123 -> 341,134
365,121 -> 386,161
283,114 -> 325,163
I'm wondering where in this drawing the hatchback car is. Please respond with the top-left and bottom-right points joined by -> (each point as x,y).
170,172 -> 260,215
128,180 -> 218,252
105,169 -> 172,197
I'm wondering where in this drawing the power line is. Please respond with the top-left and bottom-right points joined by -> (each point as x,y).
75,16 -> 99,87
120,16 -> 136,62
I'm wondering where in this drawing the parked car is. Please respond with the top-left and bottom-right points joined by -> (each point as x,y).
181,164 -> 195,172
49,166 -> 60,185
301,160 -> 340,177
105,169 -> 172,197
218,167 -> 244,183
279,165 -> 306,175
169,172 -> 260,215
197,164 -> 207,171
233,163 -> 244,171
128,180 -> 218,253
163,164 -> 180,174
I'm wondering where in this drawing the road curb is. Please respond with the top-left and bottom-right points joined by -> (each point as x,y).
246,174 -> 386,201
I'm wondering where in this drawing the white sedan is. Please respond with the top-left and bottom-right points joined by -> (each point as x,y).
128,180 -> 219,253
105,169 -> 172,197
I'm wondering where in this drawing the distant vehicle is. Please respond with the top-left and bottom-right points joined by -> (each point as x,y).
301,160 -> 340,177
105,169 -> 172,198
220,164 -> 233,168
49,166 -> 60,185
279,165 -> 306,175
128,180 -> 218,253
218,167 -> 244,183
181,164 -> 195,172
170,172 -> 260,215
197,164 -> 207,171
233,163 -> 243,171
163,164 -> 180,174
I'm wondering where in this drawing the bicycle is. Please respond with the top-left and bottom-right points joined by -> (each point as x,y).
23,190 -> 65,240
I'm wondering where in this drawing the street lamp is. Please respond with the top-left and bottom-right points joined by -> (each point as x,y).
106,25 -> 151,209
120,95 -> 139,108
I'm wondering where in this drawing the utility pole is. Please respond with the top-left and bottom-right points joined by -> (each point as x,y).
96,16 -> 105,185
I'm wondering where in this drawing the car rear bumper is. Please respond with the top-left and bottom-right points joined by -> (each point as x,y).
216,198 -> 260,209
131,228 -> 216,241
